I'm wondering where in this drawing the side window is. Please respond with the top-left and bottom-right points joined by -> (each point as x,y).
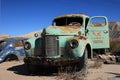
13,41 -> 23,47
0,41 -> 6,46
90,17 -> 106,27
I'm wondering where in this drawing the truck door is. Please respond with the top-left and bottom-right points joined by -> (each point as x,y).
86,16 -> 109,49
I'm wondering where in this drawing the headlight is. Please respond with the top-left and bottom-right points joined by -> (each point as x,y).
34,33 -> 39,37
69,39 -> 79,49
24,41 -> 31,50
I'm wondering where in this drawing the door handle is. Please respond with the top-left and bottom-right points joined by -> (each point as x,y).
104,31 -> 108,33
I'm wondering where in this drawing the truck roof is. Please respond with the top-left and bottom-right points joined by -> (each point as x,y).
53,14 -> 89,21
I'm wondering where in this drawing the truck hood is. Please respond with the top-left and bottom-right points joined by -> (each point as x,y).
43,26 -> 80,36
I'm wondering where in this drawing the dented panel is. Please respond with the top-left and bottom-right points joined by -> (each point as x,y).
0,38 -> 27,63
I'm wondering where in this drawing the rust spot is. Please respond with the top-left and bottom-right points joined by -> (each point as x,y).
93,32 -> 101,36
79,36 -> 87,40
52,26 -> 80,33
72,35 -> 87,41
60,26 -> 79,33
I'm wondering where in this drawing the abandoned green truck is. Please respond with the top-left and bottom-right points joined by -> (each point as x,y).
23,14 -> 110,75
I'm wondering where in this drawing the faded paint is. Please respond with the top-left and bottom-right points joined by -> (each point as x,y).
93,32 -> 101,36
0,38 -> 26,63
93,40 -> 103,43
46,26 -> 80,35
87,16 -> 109,48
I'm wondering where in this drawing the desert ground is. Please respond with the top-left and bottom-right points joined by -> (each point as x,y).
0,61 -> 120,80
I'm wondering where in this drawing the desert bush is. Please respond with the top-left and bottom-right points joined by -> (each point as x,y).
110,39 -> 120,54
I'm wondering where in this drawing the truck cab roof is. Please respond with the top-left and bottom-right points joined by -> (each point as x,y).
53,14 -> 89,21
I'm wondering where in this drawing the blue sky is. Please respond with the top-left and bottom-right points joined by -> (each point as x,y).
0,0 -> 120,36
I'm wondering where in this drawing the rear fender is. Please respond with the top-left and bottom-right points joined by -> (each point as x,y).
4,54 -> 18,61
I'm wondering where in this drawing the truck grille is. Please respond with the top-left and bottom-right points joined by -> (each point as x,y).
45,36 -> 59,56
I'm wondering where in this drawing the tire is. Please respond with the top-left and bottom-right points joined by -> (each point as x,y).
76,48 -> 88,80
64,48 -> 88,80
5,54 -> 18,62
83,48 -> 88,76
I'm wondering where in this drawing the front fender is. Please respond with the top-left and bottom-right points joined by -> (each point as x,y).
68,38 -> 91,58
72,40 -> 87,57
0,49 -> 14,62
24,37 -> 42,57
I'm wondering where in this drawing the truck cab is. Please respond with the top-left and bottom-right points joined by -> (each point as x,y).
24,14 -> 109,74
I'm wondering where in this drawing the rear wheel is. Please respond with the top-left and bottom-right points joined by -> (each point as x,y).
5,54 -> 18,62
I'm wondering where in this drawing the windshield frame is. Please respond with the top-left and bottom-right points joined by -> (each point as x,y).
52,17 -> 84,27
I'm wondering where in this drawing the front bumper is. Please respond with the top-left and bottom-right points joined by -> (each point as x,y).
24,56 -> 80,67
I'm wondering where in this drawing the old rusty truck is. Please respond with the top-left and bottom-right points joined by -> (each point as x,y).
23,14 -> 110,76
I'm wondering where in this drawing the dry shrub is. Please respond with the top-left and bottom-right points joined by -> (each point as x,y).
56,67 -> 86,80
57,72 -> 86,80
110,39 -> 120,54
88,59 -> 103,69
93,59 -> 103,68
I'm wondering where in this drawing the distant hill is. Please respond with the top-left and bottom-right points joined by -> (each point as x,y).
109,22 -> 120,40
0,34 -> 10,40
108,22 -> 120,53
19,30 -> 42,38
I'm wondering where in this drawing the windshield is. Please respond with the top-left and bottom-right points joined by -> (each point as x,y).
0,41 -> 6,47
53,17 -> 83,27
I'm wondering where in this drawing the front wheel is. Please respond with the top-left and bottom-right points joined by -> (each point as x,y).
76,48 -> 88,79
83,48 -> 88,76
5,54 -> 18,62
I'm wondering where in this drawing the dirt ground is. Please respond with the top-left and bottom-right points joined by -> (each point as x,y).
0,61 -> 120,80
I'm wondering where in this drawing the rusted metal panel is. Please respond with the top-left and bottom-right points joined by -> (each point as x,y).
24,56 -> 80,67
45,36 -> 59,56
